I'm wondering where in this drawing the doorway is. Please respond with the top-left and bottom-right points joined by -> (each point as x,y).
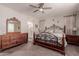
27,21 -> 34,42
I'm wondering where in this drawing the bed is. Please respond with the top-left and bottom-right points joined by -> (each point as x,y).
33,25 -> 67,55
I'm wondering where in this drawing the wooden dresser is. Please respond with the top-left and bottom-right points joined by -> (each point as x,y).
0,32 -> 28,50
66,35 -> 79,45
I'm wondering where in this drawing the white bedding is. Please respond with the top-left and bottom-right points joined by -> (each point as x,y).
53,33 -> 67,47
35,26 -> 67,47
46,28 -> 67,47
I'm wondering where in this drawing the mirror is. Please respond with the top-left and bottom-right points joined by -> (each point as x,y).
6,17 -> 21,33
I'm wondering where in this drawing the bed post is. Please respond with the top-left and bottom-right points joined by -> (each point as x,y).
61,34 -> 65,55
62,26 -> 66,47
33,32 -> 36,45
64,26 -> 66,33
61,25 -> 66,55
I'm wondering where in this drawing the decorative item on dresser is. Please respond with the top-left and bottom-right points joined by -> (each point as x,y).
33,25 -> 66,55
0,32 -> 28,50
66,35 -> 79,45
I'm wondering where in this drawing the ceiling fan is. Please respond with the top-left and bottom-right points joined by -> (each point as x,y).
29,3 -> 52,13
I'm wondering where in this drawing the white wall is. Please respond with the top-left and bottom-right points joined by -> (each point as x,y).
0,5 -> 39,41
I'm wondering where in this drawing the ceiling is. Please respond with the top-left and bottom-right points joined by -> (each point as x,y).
1,3 -> 79,19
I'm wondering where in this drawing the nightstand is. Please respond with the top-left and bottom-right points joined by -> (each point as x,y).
66,35 -> 79,45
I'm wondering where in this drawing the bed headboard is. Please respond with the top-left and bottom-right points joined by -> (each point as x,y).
44,24 -> 66,33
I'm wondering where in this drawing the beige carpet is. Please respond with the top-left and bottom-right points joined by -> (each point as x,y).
0,41 -> 79,56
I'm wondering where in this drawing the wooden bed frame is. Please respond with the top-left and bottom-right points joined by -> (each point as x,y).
33,26 -> 66,55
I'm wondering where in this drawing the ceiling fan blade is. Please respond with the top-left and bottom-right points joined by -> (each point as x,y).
33,10 -> 38,12
38,3 -> 44,8
29,5 -> 38,8
43,7 -> 52,9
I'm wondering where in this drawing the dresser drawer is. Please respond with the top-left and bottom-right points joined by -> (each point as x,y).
2,44 -> 10,49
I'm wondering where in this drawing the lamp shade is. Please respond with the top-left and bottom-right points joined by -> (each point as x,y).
73,27 -> 77,31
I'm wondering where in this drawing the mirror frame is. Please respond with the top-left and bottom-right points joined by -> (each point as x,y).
6,17 -> 21,34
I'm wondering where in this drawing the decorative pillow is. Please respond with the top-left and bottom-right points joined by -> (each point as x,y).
54,28 -> 63,34
45,29 -> 54,34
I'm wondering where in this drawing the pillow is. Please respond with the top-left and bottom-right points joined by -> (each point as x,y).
53,33 -> 63,37
54,28 -> 63,34
46,30 -> 54,34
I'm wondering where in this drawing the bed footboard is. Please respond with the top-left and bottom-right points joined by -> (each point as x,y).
33,33 -> 65,55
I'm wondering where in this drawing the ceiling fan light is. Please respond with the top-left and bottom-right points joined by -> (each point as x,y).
39,8 -> 43,11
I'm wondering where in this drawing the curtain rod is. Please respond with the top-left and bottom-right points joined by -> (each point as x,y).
64,14 -> 77,17
64,13 -> 79,17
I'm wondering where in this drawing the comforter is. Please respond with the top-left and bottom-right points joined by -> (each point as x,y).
35,32 -> 67,47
